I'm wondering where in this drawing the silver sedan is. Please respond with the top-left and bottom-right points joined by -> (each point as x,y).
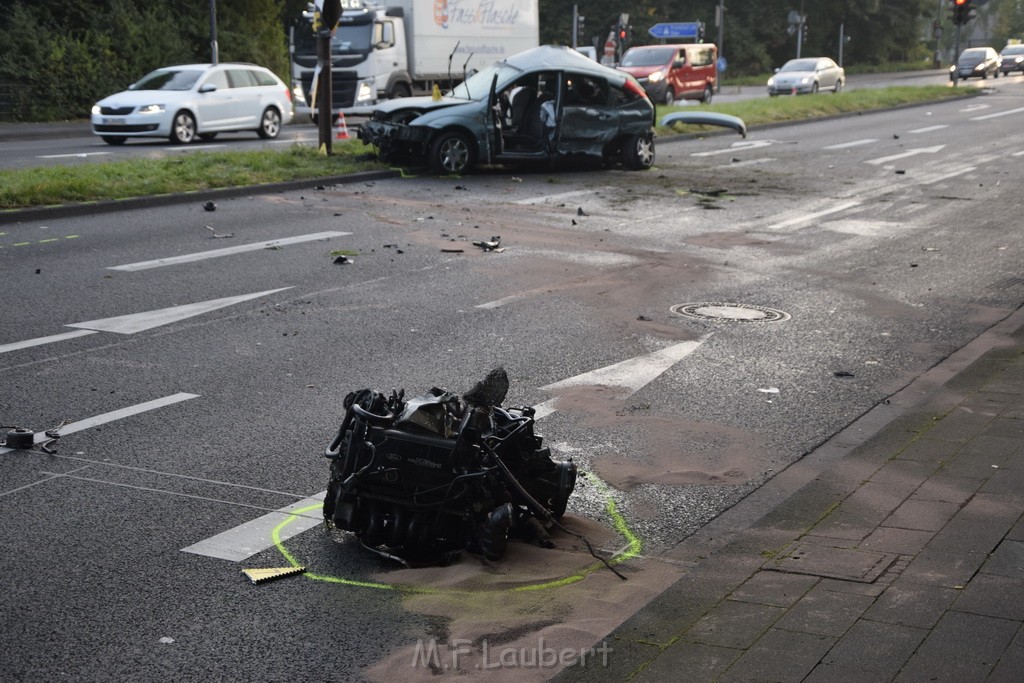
767,57 -> 845,96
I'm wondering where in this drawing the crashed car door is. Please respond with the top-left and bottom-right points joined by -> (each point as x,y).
555,72 -> 617,158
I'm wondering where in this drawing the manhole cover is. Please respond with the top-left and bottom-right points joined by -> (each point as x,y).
671,302 -> 790,323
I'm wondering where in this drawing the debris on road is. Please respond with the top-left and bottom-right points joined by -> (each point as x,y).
322,368 -> 586,568
834,371 -> 855,378
202,201 -> 216,212
472,236 -> 502,252
205,226 -> 233,239
242,566 -> 307,585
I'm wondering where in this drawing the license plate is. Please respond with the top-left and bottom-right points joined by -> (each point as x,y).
103,117 -> 126,125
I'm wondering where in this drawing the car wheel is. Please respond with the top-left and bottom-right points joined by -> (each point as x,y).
834,79 -> 844,93
257,107 -> 281,139
811,82 -> 819,94
701,85 -> 713,104
198,132 -> 217,141
622,133 -> 655,170
169,111 -> 197,144
389,83 -> 411,99
662,87 -> 675,106
101,136 -> 126,145
429,130 -> 476,175
994,69 -> 999,78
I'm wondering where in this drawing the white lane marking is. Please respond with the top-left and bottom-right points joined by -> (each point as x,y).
824,139 -> 877,149
513,187 -> 615,205
1014,150 -> 1024,157
865,145 -> 945,166
476,293 -> 525,309
718,157 -> 775,168
908,125 -> 949,134
0,329 -> 97,355
918,166 -> 976,185
181,493 -> 326,561
691,140 -> 774,157
37,152 -> 112,159
961,104 -> 989,112
970,105 -> 1024,121
0,393 -> 198,456
108,232 -> 349,271
183,339 -> 709,561
767,200 -> 862,230
540,337 -> 710,399
66,288 -> 292,334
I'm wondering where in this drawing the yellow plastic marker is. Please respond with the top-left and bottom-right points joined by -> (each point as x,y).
243,566 -> 307,585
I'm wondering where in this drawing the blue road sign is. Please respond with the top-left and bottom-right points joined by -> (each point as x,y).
717,57 -> 728,73
648,22 -> 700,40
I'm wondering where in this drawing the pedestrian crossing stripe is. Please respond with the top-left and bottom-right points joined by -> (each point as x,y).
242,566 -> 306,584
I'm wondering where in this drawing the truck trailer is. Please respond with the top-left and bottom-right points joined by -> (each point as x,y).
291,0 -> 539,117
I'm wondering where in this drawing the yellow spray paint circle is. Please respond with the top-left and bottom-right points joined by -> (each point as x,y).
271,472 -> 642,594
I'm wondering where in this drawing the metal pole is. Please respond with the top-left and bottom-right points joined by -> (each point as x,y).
716,0 -> 724,93
838,22 -> 844,67
572,4 -> 578,49
317,29 -> 333,153
209,0 -> 218,65
952,23 -> 961,84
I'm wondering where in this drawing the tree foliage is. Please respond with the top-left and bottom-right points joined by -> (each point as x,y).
0,0 -> 288,121
541,0 -> 936,73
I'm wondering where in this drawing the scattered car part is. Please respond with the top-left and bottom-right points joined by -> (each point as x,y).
660,111 -> 748,138
2,426 -> 60,453
322,368 -> 578,566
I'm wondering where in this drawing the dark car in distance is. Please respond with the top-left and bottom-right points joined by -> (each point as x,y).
951,47 -> 1000,81
356,45 -> 657,175
999,44 -> 1024,76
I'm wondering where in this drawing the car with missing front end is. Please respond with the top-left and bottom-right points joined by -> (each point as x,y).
91,63 -> 293,145
355,45 -> 657,175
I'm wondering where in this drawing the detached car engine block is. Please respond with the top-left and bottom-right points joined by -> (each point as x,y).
323,369 -> 577,565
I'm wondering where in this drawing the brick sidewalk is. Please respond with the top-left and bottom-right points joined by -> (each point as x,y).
558,311 -> 1024,682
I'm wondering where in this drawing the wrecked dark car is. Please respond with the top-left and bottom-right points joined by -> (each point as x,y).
323,369 -> 577,566
356,45 -> 657,174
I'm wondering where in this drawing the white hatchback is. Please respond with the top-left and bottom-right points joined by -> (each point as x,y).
91,63 -> 294,145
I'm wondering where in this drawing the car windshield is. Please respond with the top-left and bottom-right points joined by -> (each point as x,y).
959,50 -> 987,64
448,61 -> 522,100
1002,46 -> 1024,55
620,48 -> 676,68
133,69 -> 203,91
780,59 -> 818,72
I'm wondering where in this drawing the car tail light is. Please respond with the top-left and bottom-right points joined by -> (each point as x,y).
624,78 -> 648,101
284,86 -> 292,103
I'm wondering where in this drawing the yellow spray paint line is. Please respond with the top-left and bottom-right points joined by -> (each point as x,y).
0,235 -> 80,249
269,470 -> 643,594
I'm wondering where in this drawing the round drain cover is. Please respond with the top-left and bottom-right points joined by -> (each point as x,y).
671,302 -> 790,323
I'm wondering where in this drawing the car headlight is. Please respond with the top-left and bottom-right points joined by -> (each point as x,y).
1015,56 -> 1023,64
355,81 -> 373,102
974,63 -> 984,71
767,77 -> 775,86
137,104 -> 165,115
648,69 -> 665,83
91,104 -> 100,115
800,77 -> 810,84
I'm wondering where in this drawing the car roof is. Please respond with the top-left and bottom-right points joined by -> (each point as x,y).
504,45 -> 627,80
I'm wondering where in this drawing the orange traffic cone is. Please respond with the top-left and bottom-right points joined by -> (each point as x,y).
335,113 -> 350,140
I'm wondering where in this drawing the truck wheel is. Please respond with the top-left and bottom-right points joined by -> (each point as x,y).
169,111 -> 196,144
429,130 -> 476,174
662,87 -> 675,105
622,133 -> 655,170
389,83 -> 411,99
701,85 -> 713,104
257,107 -> 281,139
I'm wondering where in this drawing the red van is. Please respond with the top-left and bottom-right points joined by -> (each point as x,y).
617,44 -> 718,105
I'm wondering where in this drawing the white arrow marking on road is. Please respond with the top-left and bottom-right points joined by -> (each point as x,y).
824,139 -> 877,150
691,140 -> 774,157
0,329 -> 98,355
66,287 -> 292,335
0,392 -> 198,457
109,231 -> 350,271
865,145 -> 945,166
181,338 -> 710,561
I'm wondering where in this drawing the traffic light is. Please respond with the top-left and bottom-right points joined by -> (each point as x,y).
617,23 -> 631,50
576,14 -> 586,43
951,0 -> 975,26
697,22 -> 705,43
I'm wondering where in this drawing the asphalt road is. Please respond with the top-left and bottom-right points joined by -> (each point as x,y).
2,76 -> 1023,680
